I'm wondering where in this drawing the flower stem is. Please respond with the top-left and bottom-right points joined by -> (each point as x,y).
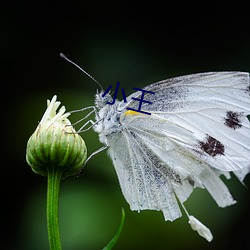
47,165 -> 63,250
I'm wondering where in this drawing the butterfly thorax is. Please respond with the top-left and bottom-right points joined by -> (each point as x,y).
93,92 -> 124,145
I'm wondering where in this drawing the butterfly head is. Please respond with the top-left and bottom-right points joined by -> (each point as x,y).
94,90 -> 113,109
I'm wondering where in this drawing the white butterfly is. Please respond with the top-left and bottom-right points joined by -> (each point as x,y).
60,54 -> 250,242
85,71 -> 250,241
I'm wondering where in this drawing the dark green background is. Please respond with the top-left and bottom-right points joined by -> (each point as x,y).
2,2 -> 250,250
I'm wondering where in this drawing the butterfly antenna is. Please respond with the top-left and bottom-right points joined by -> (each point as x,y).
60,53 -> 103,91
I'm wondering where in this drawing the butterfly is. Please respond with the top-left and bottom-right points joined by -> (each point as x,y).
61,55 -> 250,241
91,71 -> 250,241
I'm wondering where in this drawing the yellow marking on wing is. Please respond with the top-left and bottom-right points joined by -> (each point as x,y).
124,110 -> 141,116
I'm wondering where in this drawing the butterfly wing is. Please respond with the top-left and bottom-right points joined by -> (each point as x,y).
107,72 -> 250,220
107,127 -> 182,221
119,72 -> 250,173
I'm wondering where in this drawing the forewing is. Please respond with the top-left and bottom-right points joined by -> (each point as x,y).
120,72 -> 250,174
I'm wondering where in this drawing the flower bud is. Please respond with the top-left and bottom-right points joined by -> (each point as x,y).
26,95 -> 87,178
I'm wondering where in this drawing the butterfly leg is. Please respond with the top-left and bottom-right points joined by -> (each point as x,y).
77,145 -> 108,176
70,106 -> 96,126
85,145 -> 108,165
68,106 -> 101,132
77,119 -> 98,132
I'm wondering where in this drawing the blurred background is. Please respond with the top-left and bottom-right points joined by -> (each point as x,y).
2,1 -> 250,250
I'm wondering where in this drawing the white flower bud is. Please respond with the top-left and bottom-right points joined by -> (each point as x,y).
26,95 -> 87,178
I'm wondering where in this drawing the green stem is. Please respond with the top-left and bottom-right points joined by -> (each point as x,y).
47,165 -> 63,250
103,208 -> 125,250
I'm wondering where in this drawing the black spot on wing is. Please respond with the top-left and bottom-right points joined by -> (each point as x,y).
199,135 -> 225,157
224,111 -> 243,130
186,177 -> 195,186
246,84 -> 250,94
